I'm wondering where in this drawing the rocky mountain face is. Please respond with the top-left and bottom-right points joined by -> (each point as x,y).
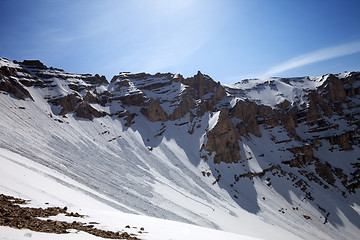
1,58 -> 360,239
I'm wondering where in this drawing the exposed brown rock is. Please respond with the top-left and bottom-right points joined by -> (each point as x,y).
0,194 -> 139,239
49,93 -> 105,120
323,130 -> 358,151
231,100 -> 261,137
118,110 -> 136,127
276,101 -> 299,135
139,80 -> 172,90
212,83 -> 226,105
99,91 -> 112,106
288,145 -> 314,156
0,66 -> 34,100
111,75 -> 128,85
84,92 -> 99,103
204,108 -> 241,163
315,162 -> 336,186
181,71 -> 217,99
281,114 -> 297,134
324,74 -> 347,103
84,74 -> 108,85
306,91 -> 332,117
306,100 -> 324,123
0,77 -> 33,101
189,111 -> 195,122
169,94 -> 196,120
141,98 -> 168,122
49,94 -> 80,115
21,60 -> 47,69
283,145 -> 315,167
235,165 -> 284,180
347,163 -> 360,193
196,100 -> 215,117
173,73 -> 184,82
116,93 -> 146,106
75,102 -> 105,120
277,99 -> 291,111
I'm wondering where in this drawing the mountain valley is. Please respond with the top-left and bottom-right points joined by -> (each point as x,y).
0,58 -> 359,239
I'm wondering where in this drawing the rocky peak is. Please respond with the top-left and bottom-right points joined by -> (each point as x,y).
181,71 -> 218,99
173,73 -> 184,82
21,60 -> 47,69
84,74 -> 108,85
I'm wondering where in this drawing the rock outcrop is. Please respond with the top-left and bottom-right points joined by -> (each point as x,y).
203,109 -> 242,163
140,98 -> 168,122
231,100 -> 262,137
169,94 -> 196,121
49,94 -> 80,115
75,102 -> 105,120
180,71 -> 219,100
0,66 -> 33,100
117,93 -> 147,106
283,145 -> 315,167
0,194 -> 140,240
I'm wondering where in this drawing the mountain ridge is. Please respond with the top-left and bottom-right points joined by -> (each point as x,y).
1,57 -> 359,239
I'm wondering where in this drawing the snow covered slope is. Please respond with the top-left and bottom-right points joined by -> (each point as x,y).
0,57 -> 359,239
0,148 -> 260,240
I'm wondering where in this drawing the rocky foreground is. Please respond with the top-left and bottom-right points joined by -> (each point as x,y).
0,194 -> 142,239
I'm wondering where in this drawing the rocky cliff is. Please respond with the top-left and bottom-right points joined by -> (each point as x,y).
1,57 -> 360,239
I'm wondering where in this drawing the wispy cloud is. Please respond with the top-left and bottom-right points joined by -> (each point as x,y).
260,40 -> 360,78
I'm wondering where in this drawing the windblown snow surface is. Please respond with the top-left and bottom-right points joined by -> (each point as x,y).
0,148 -> 259,240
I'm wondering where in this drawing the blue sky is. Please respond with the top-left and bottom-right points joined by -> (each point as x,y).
1,0 -> 359,84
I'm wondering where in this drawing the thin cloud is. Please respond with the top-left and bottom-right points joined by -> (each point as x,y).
260,40 -> 360,78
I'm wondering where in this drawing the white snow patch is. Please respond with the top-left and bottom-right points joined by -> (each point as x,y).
208,111 -> 220,131
243,143 -> 263,173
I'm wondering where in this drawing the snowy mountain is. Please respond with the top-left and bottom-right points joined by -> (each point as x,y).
0,57 -> 359,240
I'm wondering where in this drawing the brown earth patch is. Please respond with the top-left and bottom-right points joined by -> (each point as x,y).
0,194 -> 140,239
